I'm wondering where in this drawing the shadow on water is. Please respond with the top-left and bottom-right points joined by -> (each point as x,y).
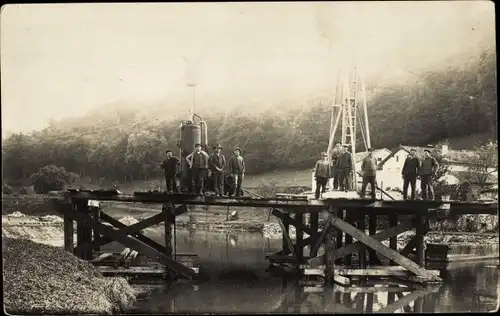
119,228 -> 499,314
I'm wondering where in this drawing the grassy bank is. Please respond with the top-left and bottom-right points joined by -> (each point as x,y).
2,237 -> 138,314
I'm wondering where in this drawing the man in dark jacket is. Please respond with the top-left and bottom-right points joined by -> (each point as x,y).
314,152 -> 331,199
160,150 -> 180,193
360,148 -> 377,199
186,143 -> 209,195
401,148 -> 421,200
330,142 -> 342,190
420,149 -> 439,200
209,144 -> 226,197
337,145 -> 353,192
228,147 -> 245,197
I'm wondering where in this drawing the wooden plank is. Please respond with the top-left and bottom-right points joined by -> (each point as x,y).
334,267 -> 440,277
328,213 -> 441,282
60,192 -> 499,214
399,235 -> 418,256
335,209 -> 344,265
334,285 -> 410,293
334,275 -> 351,286
310,213 -> 333,258
91,252 -> 114,263
163,204 -> 173,257
308,219 -> 415,268
54,201 -> 196,278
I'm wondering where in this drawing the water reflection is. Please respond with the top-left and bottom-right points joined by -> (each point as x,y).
131,229 -> 498,314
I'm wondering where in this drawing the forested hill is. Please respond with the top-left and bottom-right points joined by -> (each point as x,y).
2,48 -> 496,184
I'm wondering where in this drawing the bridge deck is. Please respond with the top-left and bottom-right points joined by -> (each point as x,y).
63,191 -> 498,215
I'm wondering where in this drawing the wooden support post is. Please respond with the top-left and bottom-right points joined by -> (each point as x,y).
414,297 -> 424,313
344,211 -> 353,266
335,209 -> 344,265
310,211 -> 319,257
366,293 -> 374,313
355,292 -> 365,313
388,292 -> 396,304
415,214 -> 425,266
324,208 -> 335,285
389,214 -> 398,265
91,206 -> 101,253
63,206 -> 74,254
357,213 -> 367,272
163,204 -> 173,258
282,212 -> 291,255
368,214 -> 377,265
75,199 -> 92,260
295,213 -> 304,259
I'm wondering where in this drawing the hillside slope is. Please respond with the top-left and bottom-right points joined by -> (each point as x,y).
2,48 -> 496,184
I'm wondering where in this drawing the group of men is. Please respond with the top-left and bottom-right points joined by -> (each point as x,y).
160,143 -> 246,196
314,143 -> 439,200
313,142 -> 354,199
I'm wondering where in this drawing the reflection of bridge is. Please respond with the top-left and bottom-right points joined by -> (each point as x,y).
51,190 -> 497,285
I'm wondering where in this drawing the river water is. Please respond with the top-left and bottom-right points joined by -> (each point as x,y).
130,229 -> 499,314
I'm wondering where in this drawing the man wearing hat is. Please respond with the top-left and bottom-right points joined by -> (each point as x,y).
186,143 -> 210,195
228,147 -> 245,197
329,141 -> 343,190
160,150 -> 180,193
314,152 -> 331,199
420,149 -> 439,200
337,144 -> 353,192
360,148 -> 378,199
209,144 -> 227,197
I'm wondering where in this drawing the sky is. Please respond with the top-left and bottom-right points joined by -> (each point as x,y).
0,1 -> 495,134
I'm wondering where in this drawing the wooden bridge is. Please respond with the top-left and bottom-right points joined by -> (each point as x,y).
51,190 -> 497,285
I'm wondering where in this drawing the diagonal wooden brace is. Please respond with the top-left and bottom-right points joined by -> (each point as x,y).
271,209 -> 314,235
328,214 -> 441,282
308,219 -> 416,268
310,213 -> 334,257
378,288 -> 435,313
276,216 -> 303,263
74,205 -> 187,254
55,201 -> 195,278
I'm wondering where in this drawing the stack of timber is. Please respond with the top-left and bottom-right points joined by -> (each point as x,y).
89,249 -> 199,280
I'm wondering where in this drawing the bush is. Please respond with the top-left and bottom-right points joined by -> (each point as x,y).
30,165 -> 79,194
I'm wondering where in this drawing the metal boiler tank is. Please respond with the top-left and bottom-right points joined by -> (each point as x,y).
178,121 -> 202,192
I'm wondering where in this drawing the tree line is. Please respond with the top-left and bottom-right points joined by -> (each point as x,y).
2,48 -> 496,186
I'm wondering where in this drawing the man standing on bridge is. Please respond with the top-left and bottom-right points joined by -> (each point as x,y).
330,141 -> 342,190
337,145 -> 353,192
314,152 -> 331,199
420,149 -> 439,200
401,148 -> 421,200
360,148 -> 377,199
160,150 -> 180,193
228,147 -> 245,197
209,144 -> 226,197
186,143 -> 210,195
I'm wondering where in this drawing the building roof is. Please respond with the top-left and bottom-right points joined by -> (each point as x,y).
354,148 -> 391,163
377,145 -> 429,170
